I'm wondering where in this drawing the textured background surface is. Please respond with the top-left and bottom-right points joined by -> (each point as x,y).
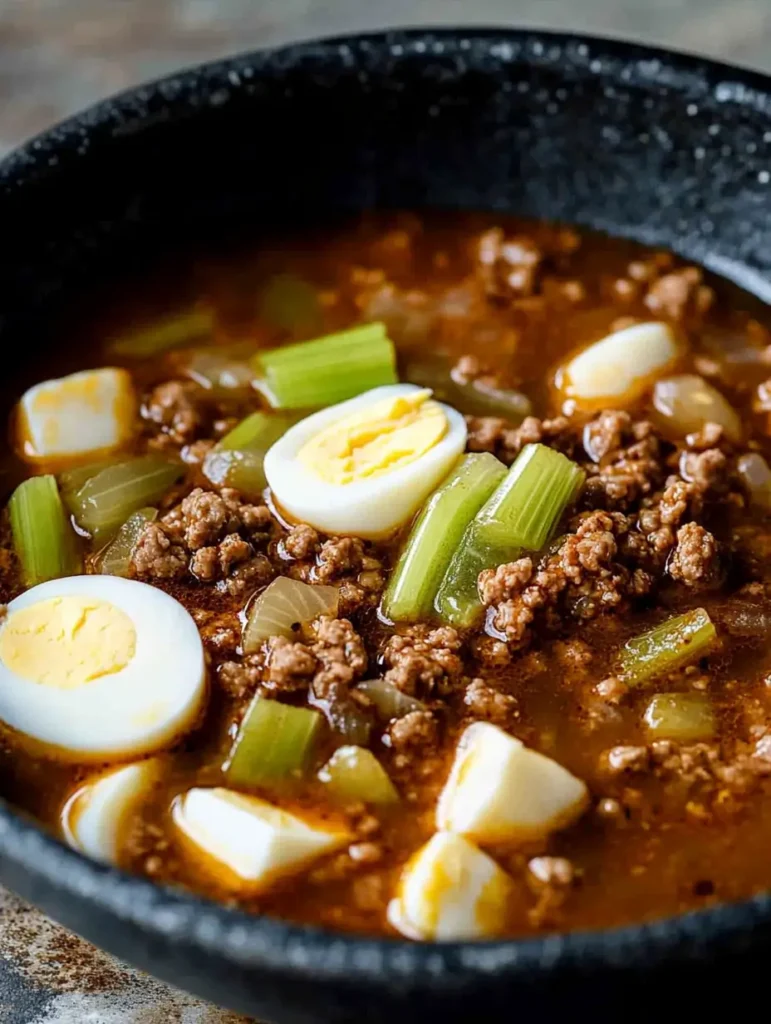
0,0 -> 769,1021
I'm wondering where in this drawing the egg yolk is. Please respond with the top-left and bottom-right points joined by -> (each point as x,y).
0,596 -> 136,689
297,389 -> 448,485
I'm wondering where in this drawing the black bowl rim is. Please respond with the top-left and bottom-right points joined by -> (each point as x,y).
0,24 -> 770,990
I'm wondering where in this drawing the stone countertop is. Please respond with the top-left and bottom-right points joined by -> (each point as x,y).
0,0 -> 770,1021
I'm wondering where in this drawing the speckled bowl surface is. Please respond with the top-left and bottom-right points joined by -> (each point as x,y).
0,27 -> 770,1023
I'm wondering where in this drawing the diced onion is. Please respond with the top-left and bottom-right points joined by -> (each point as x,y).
99,507 -> 158,576
242,577 -> 338,652
737,453 -> 771,509
643,693 -> 715,741
318,746 -> 399,804
185,350 -> 256,393
558,321 -> 680,408
356,679 -> 425,720
652,374 -> 742,443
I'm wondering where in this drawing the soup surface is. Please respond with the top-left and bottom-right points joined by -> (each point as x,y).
2,213 -> 771,941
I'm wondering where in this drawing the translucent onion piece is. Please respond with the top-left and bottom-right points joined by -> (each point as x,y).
318,746 -> 399,804
8,475 -> 81,586
737,453 -> 771,509
652,374 -> 742,443
226,696 -> 323,787
643,693 -> 716,742
310,695 -> 372,746
110,308 -> 214,358
243,577 -> 339,652
99,507 -> 158,576
185,350 -> 256,393
64,456 -> 184,542
356,679 -> 425,720
259,273 -> 321,335
621,608 -> 716,686
558,321 -> 680,408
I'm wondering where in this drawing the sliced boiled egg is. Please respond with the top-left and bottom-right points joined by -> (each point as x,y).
17,368 -> 136,463
0,576 -> 206,761
62,759 -> 160,864
172,787 -> 350,890
387,831 -> 514,941
437,722 -> 588,844
556,322 -> 680,409
264,384 -> 467,537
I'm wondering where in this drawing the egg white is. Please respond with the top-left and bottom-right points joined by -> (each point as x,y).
62,759 -> 160,863
264,384 -> 468,538
0,576 -> 206,761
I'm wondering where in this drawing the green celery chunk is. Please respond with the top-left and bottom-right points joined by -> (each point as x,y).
226,696 -> 323,787
643,693 -> 716,742
381,453 -> 506,622
259,273 -> 321,334
434,443 -> 585,626
99,507 -> 158,576
110,307 -> 214,357
318,745 -> 399,804
64,456 -> 184,542
254,322 -> 397,409
621,608 -> 716,686
203,411 -> 292,498
9,475 -> 81,586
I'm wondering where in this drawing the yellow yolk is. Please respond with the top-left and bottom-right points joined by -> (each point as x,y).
296,388 -> 448,485
0,596 -> 137,689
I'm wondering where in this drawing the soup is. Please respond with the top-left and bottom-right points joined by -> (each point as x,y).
2,212 -> 771,941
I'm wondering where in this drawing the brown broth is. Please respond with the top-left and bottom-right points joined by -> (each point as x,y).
1,212 -> 771,939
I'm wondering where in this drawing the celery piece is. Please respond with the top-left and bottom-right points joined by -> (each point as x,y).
621,608 -> 716,686
65,456 -> 184,542
254,322 -> 397,409
643,693 -> 716,742
259,273 -> 321,334
226,696 -> 323,787
435,444 -> 585,626
318,746 -> 399,805
99,507 -> 158,576
202,411 -> 292,497
9,475 -> 81,586
110,307 -> 214,358
381,453 -> 506,622
356,679 -> 425,720
243,576 -> 339,652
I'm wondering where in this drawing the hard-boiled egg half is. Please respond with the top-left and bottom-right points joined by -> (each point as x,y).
17,368 -> 136,463
264,384 -> 467,538
62,759 -> 160,863
0,576 -> 206,761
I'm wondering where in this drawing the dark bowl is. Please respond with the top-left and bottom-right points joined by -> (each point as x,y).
0,27 -> 770,1023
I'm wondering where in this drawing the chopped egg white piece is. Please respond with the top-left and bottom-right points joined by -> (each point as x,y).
557,322 -> 679,408
437,722 -> 588,844
17,367 -> 136,462
387,832 -> 514,941
62,760 -> 159,864
0,576 -> 206,761
172,787 -> 350,890
264,384 -> 467,537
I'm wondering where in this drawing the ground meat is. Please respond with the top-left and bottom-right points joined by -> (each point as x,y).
143,380 -> 210,444
283,524 -> 320,560
307,616 -> 368,701
478,558 -> 533,606
679,448 -> 729,491
314,536 -> 365,583
582,417 -> 665,511
527,855 -> 578,927
602,745 -> 651,774
582,410 -> 632,462
218,657 -> 262,699
131,522 -> 187,579
528,856 -> 576,887
466,414 -> 571,465
463,678 -> 518,722
471,635 -> 512,669
668,522 -> 720,586
387,710 -> 440,755
381,625 -> 464,698
133,486 -> 276,595
264,637 -> 318,693
476,228 -> 545,299
643,266 -> 714,321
